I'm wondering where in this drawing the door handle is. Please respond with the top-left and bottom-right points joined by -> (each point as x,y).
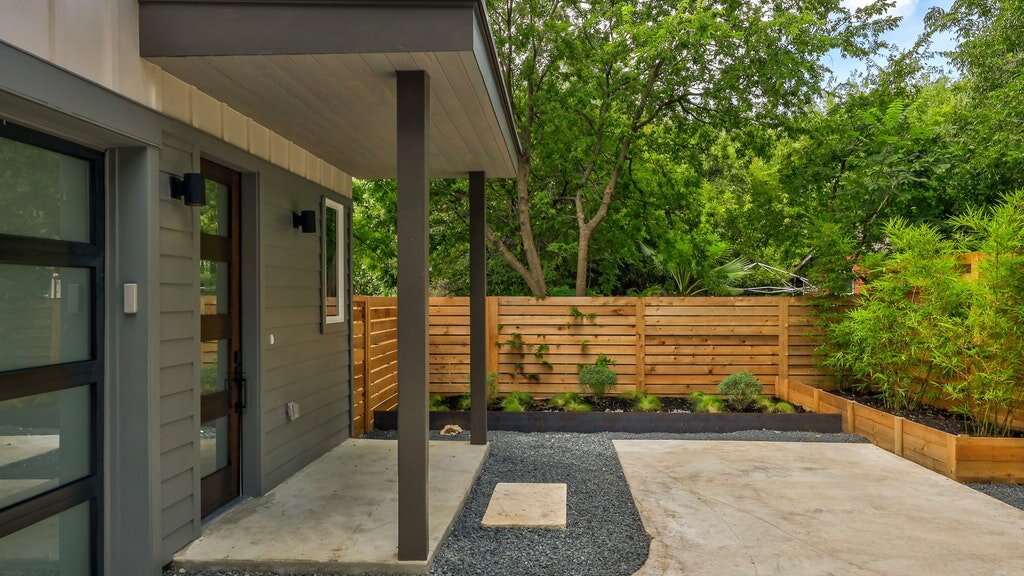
232,350 -> 247,413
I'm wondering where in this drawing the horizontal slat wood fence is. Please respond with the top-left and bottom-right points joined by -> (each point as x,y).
351,296 -> 398,435
351,296 -> 830,430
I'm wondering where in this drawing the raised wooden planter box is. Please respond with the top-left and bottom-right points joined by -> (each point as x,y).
781,379 -> 1024,483
372,409 -> 842,434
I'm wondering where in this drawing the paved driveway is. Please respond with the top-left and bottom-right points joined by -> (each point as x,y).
615,440 -> 1024,576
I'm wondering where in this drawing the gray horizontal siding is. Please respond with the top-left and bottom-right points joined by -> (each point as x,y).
259,173 -> 351,491
158,188 -> 200,563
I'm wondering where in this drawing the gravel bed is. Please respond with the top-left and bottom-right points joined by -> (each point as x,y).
166,429 -> 1024,576
967,483 -> 1024,511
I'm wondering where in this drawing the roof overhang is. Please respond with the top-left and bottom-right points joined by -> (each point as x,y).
139,0 -> 520,178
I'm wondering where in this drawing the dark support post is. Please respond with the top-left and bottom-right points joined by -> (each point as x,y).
396,70 -> 430,561
469,171 -> 488,445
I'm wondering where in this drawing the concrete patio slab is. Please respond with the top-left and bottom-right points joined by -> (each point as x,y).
481,482 -> 567,529
615,440 -> 1024,576
172,439 -> 487,575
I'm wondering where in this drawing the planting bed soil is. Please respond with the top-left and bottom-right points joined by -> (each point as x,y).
374,406 -> 841,434
432,394 -> 802,414
832,388 -> 1023,438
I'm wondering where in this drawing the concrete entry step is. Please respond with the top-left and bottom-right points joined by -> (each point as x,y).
171,439 -> 488,575
481,482 -> 567,529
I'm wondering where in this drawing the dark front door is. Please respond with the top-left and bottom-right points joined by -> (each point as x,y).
199,159 -> 243,517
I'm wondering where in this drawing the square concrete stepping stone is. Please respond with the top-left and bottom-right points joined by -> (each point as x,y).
481,482 -> 567,529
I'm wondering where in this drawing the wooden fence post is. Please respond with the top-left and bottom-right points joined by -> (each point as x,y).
846,401 -> 856,434
813,387 -> 821,413
778,298 -> 789,398
361,298 -> 374,431
635,298 -> 646,393
947,435 -> 958,480
894,417 -> 904,456
486,297 -> 500,376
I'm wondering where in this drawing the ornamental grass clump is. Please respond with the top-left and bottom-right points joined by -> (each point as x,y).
756,396 -> 797,413
549,392 -> 592,412
718,372 -> 762,410
429,394 -> 449,412
626,391 -> 662,412
501,391 -> 533,412
579,354 -> 618,401
689,392 -> 725,413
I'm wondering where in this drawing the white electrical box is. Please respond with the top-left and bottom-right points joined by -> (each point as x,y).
124,283 -> 139,314
286,402 -> 301,421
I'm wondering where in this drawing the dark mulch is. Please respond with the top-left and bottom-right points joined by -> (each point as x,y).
832,388 -> 1023,438
438,394 -> 801,414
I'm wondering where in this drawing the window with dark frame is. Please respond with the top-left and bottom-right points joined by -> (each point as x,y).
0,121 -> 104,575
323,198 -> 345,325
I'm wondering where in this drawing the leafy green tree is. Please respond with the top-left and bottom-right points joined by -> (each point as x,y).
486,0 -> 897,295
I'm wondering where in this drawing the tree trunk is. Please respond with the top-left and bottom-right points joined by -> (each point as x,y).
486,155 -> 547,296
574,227 -> 593,295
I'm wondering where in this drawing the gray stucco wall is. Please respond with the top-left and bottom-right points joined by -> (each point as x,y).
259,171 -> 351,490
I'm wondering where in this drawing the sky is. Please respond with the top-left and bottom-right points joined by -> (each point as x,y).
824,0 -> 959,82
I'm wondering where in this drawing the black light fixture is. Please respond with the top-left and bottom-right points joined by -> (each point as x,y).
170,173 -> 207,207
292,210 -> 317,233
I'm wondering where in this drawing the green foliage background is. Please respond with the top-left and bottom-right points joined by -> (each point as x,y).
352,0 -> 1024,298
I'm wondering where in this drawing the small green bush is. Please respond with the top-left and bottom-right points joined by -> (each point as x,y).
718,372 -> 762,410
486,372 -> 499,405
456,394 -> 473,411
579,354 -> 618,400
689,392 -> 725,413
429,394 -> 449,412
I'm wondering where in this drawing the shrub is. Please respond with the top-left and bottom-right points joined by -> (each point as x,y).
456,394 -> 472,411
689,392 -> 725,413
822,192 -> 1024,435
718,372 -> 762,410
486,372 -> 499,405
579,354 -> 618,401
429,394 -> 449,412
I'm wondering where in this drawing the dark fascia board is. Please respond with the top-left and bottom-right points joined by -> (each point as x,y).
0,40 -> 160,149
139,0 -> 524,160
470,1 -> 523,162
139,1 -> 477,57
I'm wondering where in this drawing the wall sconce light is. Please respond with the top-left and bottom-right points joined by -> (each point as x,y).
292,210 -> 317,233
170,173 -> 207,207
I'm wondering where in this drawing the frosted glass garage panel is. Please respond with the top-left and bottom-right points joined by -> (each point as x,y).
0,265 -> 91,372
0,501 -> 91,575
0,387 -> 91,509
0,135 -> 90,243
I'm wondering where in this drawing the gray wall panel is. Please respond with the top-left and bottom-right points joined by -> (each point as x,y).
157,185 -> 201,561
258,171 -> 351,492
